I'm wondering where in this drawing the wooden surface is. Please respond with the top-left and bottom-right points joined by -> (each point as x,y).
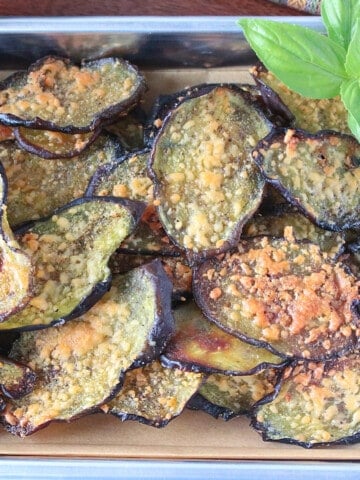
0,0 -> 309,16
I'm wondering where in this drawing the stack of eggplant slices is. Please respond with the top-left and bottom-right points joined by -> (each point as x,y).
0,56 -> 358,449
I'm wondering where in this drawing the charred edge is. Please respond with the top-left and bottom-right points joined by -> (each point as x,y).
187,393 -> 237,420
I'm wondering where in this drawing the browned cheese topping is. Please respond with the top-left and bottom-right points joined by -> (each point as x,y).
195,236 -> 360,359
0,57 -> 141,129
106,360 -> 203,426
255,356 -> 360,445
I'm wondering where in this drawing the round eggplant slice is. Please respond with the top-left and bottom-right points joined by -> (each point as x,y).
103,360 -> 203,428
14,127 -> 100,159
191,368 -> 281,420
161,301 -> 285,375
0,56 -> 146,132
0,356 -> 36,399
253,129 -> 360,231
150,84 -> 271,262
243,206 -> 345,259
87,149 -> 180,256
252,356 -> 360,448
0,167 -> 33,321
252,66 -> 350,134
1,261 -> 174,437
0,196 -> 144,331
193,236 -> 360,361
1,134 -> 123,227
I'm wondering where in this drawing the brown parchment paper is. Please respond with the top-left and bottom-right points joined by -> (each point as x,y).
0,67 -> 359,461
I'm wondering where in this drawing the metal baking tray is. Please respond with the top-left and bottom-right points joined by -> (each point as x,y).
0,15 -> 358,479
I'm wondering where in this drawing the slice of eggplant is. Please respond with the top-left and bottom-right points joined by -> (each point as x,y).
0,196 -> 144,331
104,360 -> 203,427
0,165 -> 33,321
252,356 -> 360,448
161,301 -> 286,375
0,56 -> 146,132
243,206 -> 345,258
253,129 -> 360,231
252,66 -> 350,134
150,84 -> 271,262
14,127 -> 101,159
0,356 -> 36,399
193,236 -> 360,360
192,368 -> 281,419
1,134 -> 123,227
1,261 -> 174,436
87,149 -> 180,256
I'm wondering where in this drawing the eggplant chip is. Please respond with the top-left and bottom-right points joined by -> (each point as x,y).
0,167 -> 33,321
87,149 -> 179,256
1,134 -> 123,227
192,368 -> 281,419
104,360 -> 202,428
1,261 -> 174,436
162,301 -> 285,375
0,356 -> 36,399
253,129 -> 360,231
150,85 -> 271,261
0,196 -> 144,331
14,127 -> 100,159
243,207 -> 345,258
194,236 -> 360,360
252,356 -> 360,448
0,56 -> 146,132
252,66 -> 349,134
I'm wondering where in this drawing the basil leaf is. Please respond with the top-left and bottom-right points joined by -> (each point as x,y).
345,18 -> 360,77
321,0 -> 360,50
341,78 -> 360,140
348,111 -> 360,142
239,19 -> 347,99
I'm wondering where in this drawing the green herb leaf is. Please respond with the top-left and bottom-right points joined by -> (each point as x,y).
345,18 -> 360,77
238,19 -> 347,99
321,0 -> 360,51
341,78 -> 360,141
348,111 -> 360,141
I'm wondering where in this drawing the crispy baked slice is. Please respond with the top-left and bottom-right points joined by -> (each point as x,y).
1,261 -> 174,436
194,236 -> 360,360
0,56 -> 146,132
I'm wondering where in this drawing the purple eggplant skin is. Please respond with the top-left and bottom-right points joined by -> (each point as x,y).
187,393 -> 236,421
0,56 -> 147,133
127,259 -> 175,370
251,64 -> 295,128
149,84 -> 272,265
13,126 -> 102,160
0,356 -> 36,400
253,128 -> 360,232
0,196 -> 146,333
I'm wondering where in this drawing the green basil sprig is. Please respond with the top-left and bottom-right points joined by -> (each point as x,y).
238,0 -> 360,141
